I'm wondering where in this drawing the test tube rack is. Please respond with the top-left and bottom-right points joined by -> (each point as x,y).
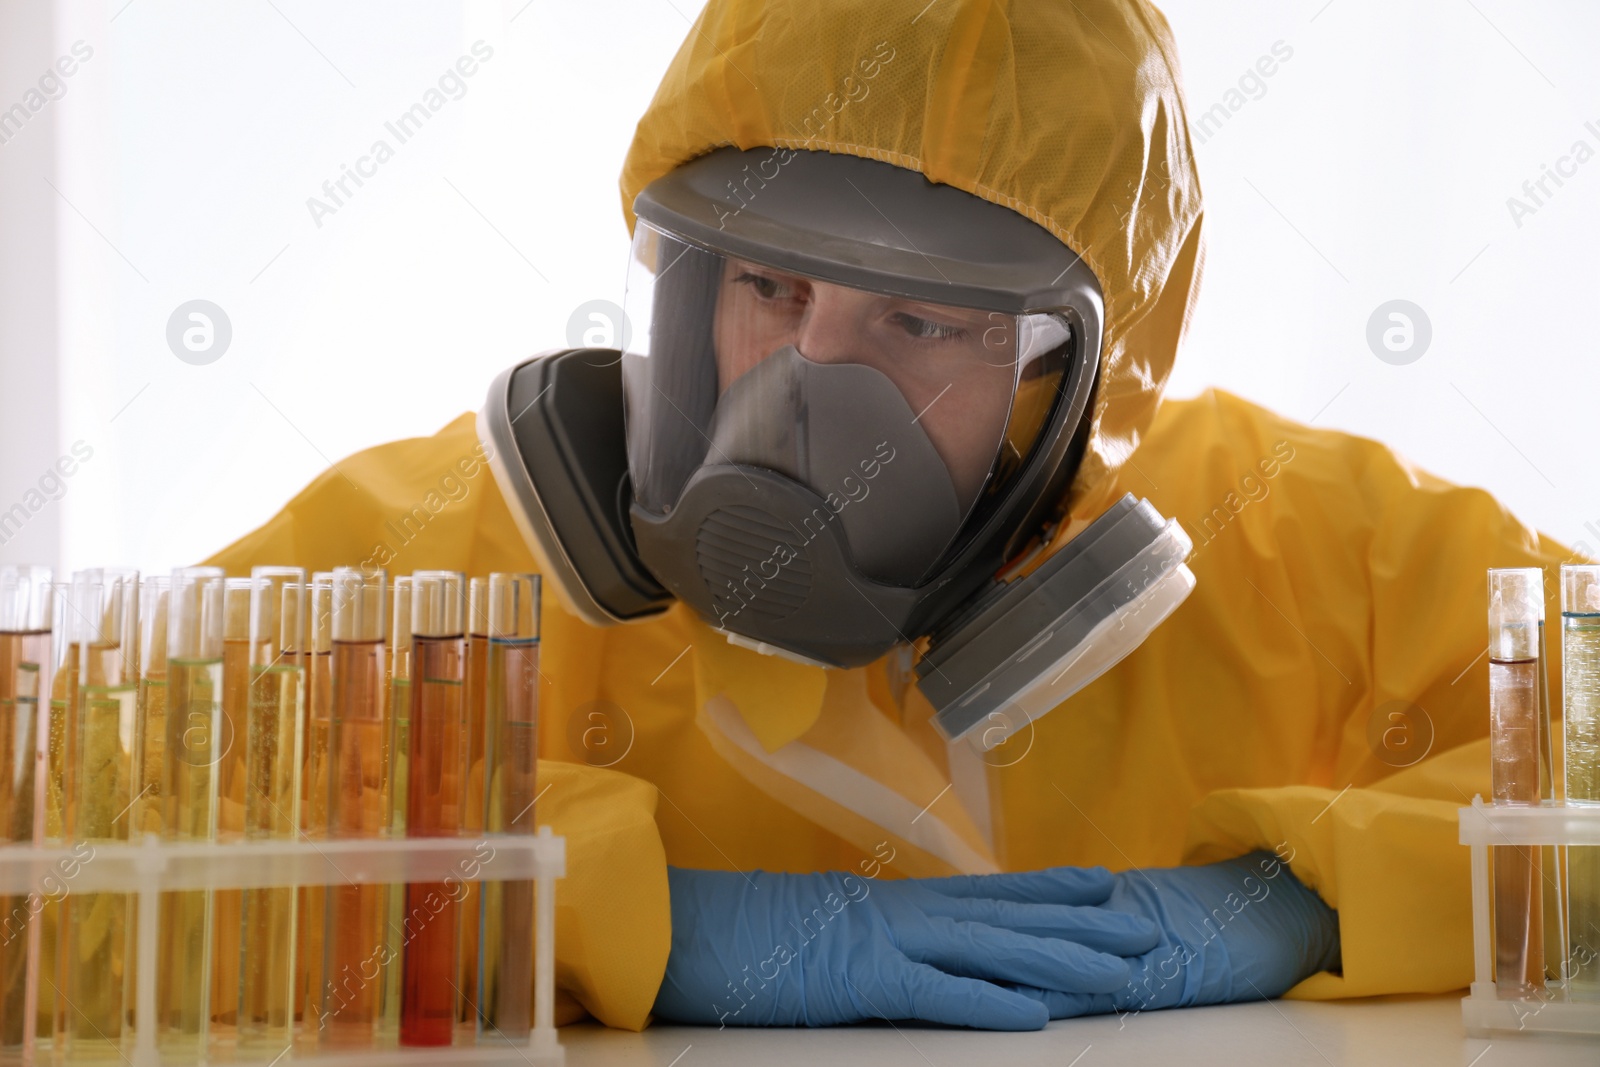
0,828 -> 566,1066
1458,797 -> 1600,1037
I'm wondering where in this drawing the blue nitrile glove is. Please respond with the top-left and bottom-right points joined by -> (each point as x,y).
652,865 -> 1163,1030
1007,851 -> 1341,1020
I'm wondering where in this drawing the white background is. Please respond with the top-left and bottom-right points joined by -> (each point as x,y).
0,0 -> 1597,574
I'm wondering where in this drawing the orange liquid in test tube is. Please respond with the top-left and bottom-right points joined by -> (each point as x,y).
400,573 -> 465,1047
321,569 -> 387,1048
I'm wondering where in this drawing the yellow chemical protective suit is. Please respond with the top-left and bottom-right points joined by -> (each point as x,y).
206,0 -> 1578,1030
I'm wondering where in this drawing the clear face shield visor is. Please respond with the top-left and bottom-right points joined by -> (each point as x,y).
621,221 -> 1077,588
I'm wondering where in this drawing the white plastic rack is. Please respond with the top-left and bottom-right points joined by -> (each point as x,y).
0,828 -> 566,1066
1458,797 -> 1600,1037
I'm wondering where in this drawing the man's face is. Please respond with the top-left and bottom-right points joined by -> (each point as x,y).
711,257 -> 1017,506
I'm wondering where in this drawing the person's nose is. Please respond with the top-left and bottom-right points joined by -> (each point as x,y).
794,284 -> 872,366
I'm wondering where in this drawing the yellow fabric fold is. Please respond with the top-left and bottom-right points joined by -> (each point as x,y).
687,612 -> 827,752
1183,739 -> 1499,1000
536,761 -> 671,1029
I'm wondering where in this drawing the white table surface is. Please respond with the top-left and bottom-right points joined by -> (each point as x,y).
560,995 -> 1598,1066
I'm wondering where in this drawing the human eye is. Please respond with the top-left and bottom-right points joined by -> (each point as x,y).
890,310 -> 969,342
733,269 -> 805,303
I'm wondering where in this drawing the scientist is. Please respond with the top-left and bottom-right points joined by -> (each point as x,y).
210,0 -> 1570,1030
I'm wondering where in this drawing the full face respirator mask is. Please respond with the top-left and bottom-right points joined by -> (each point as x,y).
480,148 -> 1195,747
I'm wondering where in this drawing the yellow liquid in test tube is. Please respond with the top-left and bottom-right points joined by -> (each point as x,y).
297,573 -> 333,1042
240,662 -> 304,1049
160,655 -> 223,1053
36,638 -> 80,1045
378,577 -> 410,1045
297,643 -> 330,1035
381,674 -> 409,1041
47,647 -> 76,842
63,640 -> 137,1055
210,611 -> 250,1041
0,631 -> 46,1055
136,578 -> 170,840
1562,576 -> 1600,996
136,678 -> 167,836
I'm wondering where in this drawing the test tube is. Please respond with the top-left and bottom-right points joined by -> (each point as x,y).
240,567 -> 307,1048
1489,566 -> 1546,996
64,572 -> 140,1056
45,579 -> 88,843
1562,564 -> 1600,997
322,568 -> 387,1048
0,567 -> 50,843
303,575 -> 335,836
160,566 -> 225,1055
219,578 -> 253,836
456,576 -> 489,1037
387,578 -> 414,841
60,569 -> 138,833
480,573 -> 540,1039
297,573 -> 332,1034
209,578 -> 252,1040
400,571 -> 465,1047
380,576 -> 413,1043
37,579 -> 95,1044
0,566 -> 50,1057
135,578 -> 171,838
130,577 -> 167,1058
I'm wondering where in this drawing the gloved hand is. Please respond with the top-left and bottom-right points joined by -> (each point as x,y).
652,864 -> 1163,1030
1008,851 -> 1341,1020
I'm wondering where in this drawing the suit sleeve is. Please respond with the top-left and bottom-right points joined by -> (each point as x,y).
1181,420 -> 1576,998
